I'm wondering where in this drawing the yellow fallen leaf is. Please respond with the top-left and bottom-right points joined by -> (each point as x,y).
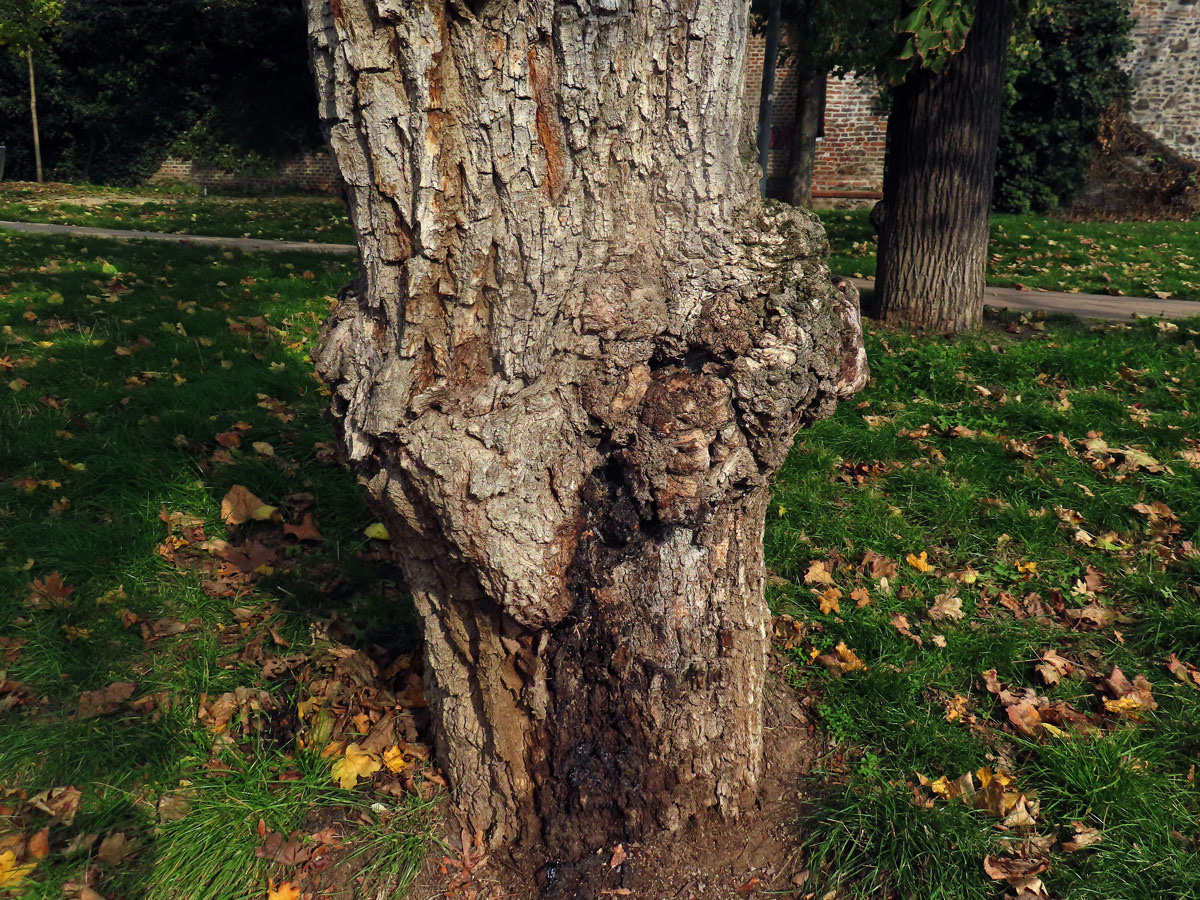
267,880 -> 301,900
0,850 -> 36,888
220,485 -> 277,525
834,641 -> 866,672
818,587 -> 842,615
906,552 -> 935,574
1016,560 -> 1038,574
331,742 -> 381,789
382,745 -> 408,773
363,523 -> 389,541
58,458 -> 87,472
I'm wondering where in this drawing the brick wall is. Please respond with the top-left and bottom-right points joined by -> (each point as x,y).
811,74 -> 887,205
1128,0 -> 1200,160
150,150 -> 340,194
744,35 -> 885,204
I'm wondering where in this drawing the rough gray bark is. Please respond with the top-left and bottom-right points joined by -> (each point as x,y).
875,0 -> 1014,332
303,0 -> 868,859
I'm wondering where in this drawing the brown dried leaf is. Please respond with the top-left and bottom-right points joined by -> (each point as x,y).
77,682 -> 137,718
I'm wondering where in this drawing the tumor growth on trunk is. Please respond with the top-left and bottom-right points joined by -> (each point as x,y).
303,0 -> 867,863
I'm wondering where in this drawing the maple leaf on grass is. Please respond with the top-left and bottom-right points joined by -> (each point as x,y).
25,572 -> 75,608
267,880 -> 301,900
331,742 -> 381,789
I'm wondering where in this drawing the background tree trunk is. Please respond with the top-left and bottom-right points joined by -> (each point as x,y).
874,0 -> 1015,332
785,66 -> 826,208
26,46 -> 43,184
304,0 -> 868,861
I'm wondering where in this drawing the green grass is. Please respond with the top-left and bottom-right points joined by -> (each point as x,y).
767,313 -> 1200,900
0,231 -> 432,899
3,225 -> 1200,900
821,209 -> 1200,301
0,182 -> 352,244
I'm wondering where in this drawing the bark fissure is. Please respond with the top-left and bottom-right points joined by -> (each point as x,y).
304,0 -> 867,859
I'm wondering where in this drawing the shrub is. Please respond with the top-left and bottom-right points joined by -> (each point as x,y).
993,0 -> 1134,213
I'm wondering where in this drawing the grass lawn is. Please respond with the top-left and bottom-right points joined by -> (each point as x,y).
821,209 -> 1200,302
1,233 -> 434,900
770,312 -> 1200,899
3,230 -> 1200,900
0,183 -> 352,245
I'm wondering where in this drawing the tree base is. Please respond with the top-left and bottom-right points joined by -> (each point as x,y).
406,655 -> 821,900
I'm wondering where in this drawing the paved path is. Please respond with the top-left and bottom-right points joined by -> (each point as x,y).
0,219 -> 357,255
3,219 -> 1197,321
848,277 -> 1199,322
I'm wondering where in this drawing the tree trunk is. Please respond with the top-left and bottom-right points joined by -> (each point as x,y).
874,0 -> 1015,332
785,66 -> 826,208
303,0 -> 868,861
27,46 -> 43,184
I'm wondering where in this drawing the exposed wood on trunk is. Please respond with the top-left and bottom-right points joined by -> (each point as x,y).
303,0 -> 868,860
875,0 -> 1015,332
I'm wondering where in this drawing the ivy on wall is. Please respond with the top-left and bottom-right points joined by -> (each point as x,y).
993,0 -> 1135,213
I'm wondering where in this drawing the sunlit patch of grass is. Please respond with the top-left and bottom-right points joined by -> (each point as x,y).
820,209 -> 1200,301
773,315 -> 1200,900
0,184 -> 352,244
1,231 -> 429,899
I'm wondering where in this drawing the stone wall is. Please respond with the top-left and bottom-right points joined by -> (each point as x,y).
1128,0 -> 1200,160
150,150 -> 340,194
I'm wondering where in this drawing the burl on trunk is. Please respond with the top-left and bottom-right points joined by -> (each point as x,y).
304,0 -> 867,859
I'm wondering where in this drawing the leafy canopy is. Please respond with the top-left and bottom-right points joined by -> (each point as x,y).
0,0 -> 61,52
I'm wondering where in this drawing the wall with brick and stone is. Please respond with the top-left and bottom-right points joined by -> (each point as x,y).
150,150 -> 340,194
811,74 -> 887,205
1128,0 -> 1200,160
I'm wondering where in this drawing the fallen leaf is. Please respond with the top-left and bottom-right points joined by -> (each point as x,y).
331,742 -> 381,789
363,522 -> 390,541
1166,654 -> 1200,690
267,881 -> 302,900
1035,650 -> 1074,687
1061,823 -> 1103,852
890,614 -> 921,646
906,551 -> 936,574
97,832 -> 135,865
77,682 -> 138,718
983,855 -> 1049,884
0,850 -> 35,889
220,485 -> 277,525
28,786 -> 81,824
928,591 -> 964,622
850,587 -> 871,607
27,828 -> 49,860
609,843 -> 627,868
283,513 -> 323,543
382,745 -> 408,773
818,587 -> 841,615
803,559 -> 835,586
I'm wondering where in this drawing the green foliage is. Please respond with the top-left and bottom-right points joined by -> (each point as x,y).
0,0 -> 320,184
882,0 -> 974,84
994,0 -> 1134,213
0,0 -> 62,53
